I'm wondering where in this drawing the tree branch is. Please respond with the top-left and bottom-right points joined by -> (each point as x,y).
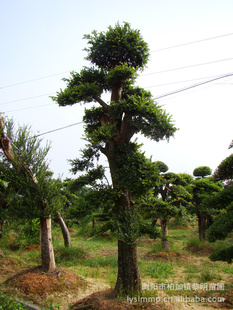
93,95 -> 110,112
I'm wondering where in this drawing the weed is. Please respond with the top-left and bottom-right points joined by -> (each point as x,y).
199,269 -> 215,282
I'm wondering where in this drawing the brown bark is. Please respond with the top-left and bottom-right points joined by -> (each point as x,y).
160,218 -> 169,250
99,85 -> 142,296
114,240 -> 141,296
40,217 -> 56,272
56,211 -> 71,247
197,212 -> 207,241
112,183 -> 142,296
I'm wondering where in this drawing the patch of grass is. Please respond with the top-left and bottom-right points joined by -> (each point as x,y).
55,246 -> 88,266
184,263 -> 200,274
221,264 -> 233,274
141,260 -> 174,279
199,269 -> 215,282
186,237 -> 204,251
82,255 -> 118,268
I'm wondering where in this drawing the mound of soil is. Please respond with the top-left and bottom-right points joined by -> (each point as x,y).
71,290 -> 170,310
4,265 -> 86,296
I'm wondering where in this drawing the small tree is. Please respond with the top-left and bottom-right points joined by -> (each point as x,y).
0,117 -> 64,272
150,162 -> 192,249
52,22 -> 176,296
207,143 -> 233,262
192,166 -> 222,241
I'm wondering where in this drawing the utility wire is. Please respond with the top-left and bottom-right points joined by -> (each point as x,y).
142,57 -> 233,76
151,32 -> 233,52
1,32 -> 233,90
0,73 -> 223,107
3,104 -> 54,113
0,68 -> 80,89
0,93 -> 55,106
1,72 -> 232,113
34,122 -> 83,138
8,72 -> 232,138
153,72 -> 233,100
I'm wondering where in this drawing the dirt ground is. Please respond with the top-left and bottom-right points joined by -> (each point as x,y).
0,254 -> 232,310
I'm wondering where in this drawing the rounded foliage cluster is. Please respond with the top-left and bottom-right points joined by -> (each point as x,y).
84,22 -> 149,70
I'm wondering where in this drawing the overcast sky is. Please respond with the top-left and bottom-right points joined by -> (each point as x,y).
1,0 -> 233,181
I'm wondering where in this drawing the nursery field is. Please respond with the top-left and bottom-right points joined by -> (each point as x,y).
0,223 -> 232,310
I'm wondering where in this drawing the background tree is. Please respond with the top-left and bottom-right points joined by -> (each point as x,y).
147,162 -> 192,249
0,117 -> 65,272
207,142 -> 233,262
191,166 -> 222,241
53,22 -> 176,296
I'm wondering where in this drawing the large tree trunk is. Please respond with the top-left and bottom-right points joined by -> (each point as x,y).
40,216 -> 56,272
197,212 -> 206,241
56,211 -> 71,247
114,240 -> 141,296
160,218 -> 169,250
112,189 -> 142,296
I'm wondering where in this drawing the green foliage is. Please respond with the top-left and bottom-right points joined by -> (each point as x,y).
154,161 -> 168,173
116,208 -> 140,243
193,166 -> 212,178
106,63 -> 137,87
14,219 -> 40,248
213,154 -> 233,181
191,177 -> 223,208
0,294 -> 28,310
83,22 -> 150,70
207,207 -> 233,242
113,142 -> 158,196
1,118 -> 66,220
52,68 -> 107,106
210,244 -> 233,264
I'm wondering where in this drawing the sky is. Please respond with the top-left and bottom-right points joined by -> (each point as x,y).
1,0 -> 233,181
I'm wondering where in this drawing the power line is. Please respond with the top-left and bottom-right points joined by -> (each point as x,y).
142,57 -> 233,76
0,74 -> 220,107
1,72 -> 232,113
1,32 -> 233,90
0,93 -> 55,106
0,69 -> 80,89
145,74 -> 226,88
34,122 -> 84,138
3,104 -> 53,113
151,32 -> 233,52
153,72 -> 233,100
9,73 -> 232,138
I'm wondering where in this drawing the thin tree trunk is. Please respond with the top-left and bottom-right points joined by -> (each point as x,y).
56,211 -> 71,247
197,212 -> 206,241
40,216 -> 56,272
160,218 -> 169,250
114,240 -> 141,296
